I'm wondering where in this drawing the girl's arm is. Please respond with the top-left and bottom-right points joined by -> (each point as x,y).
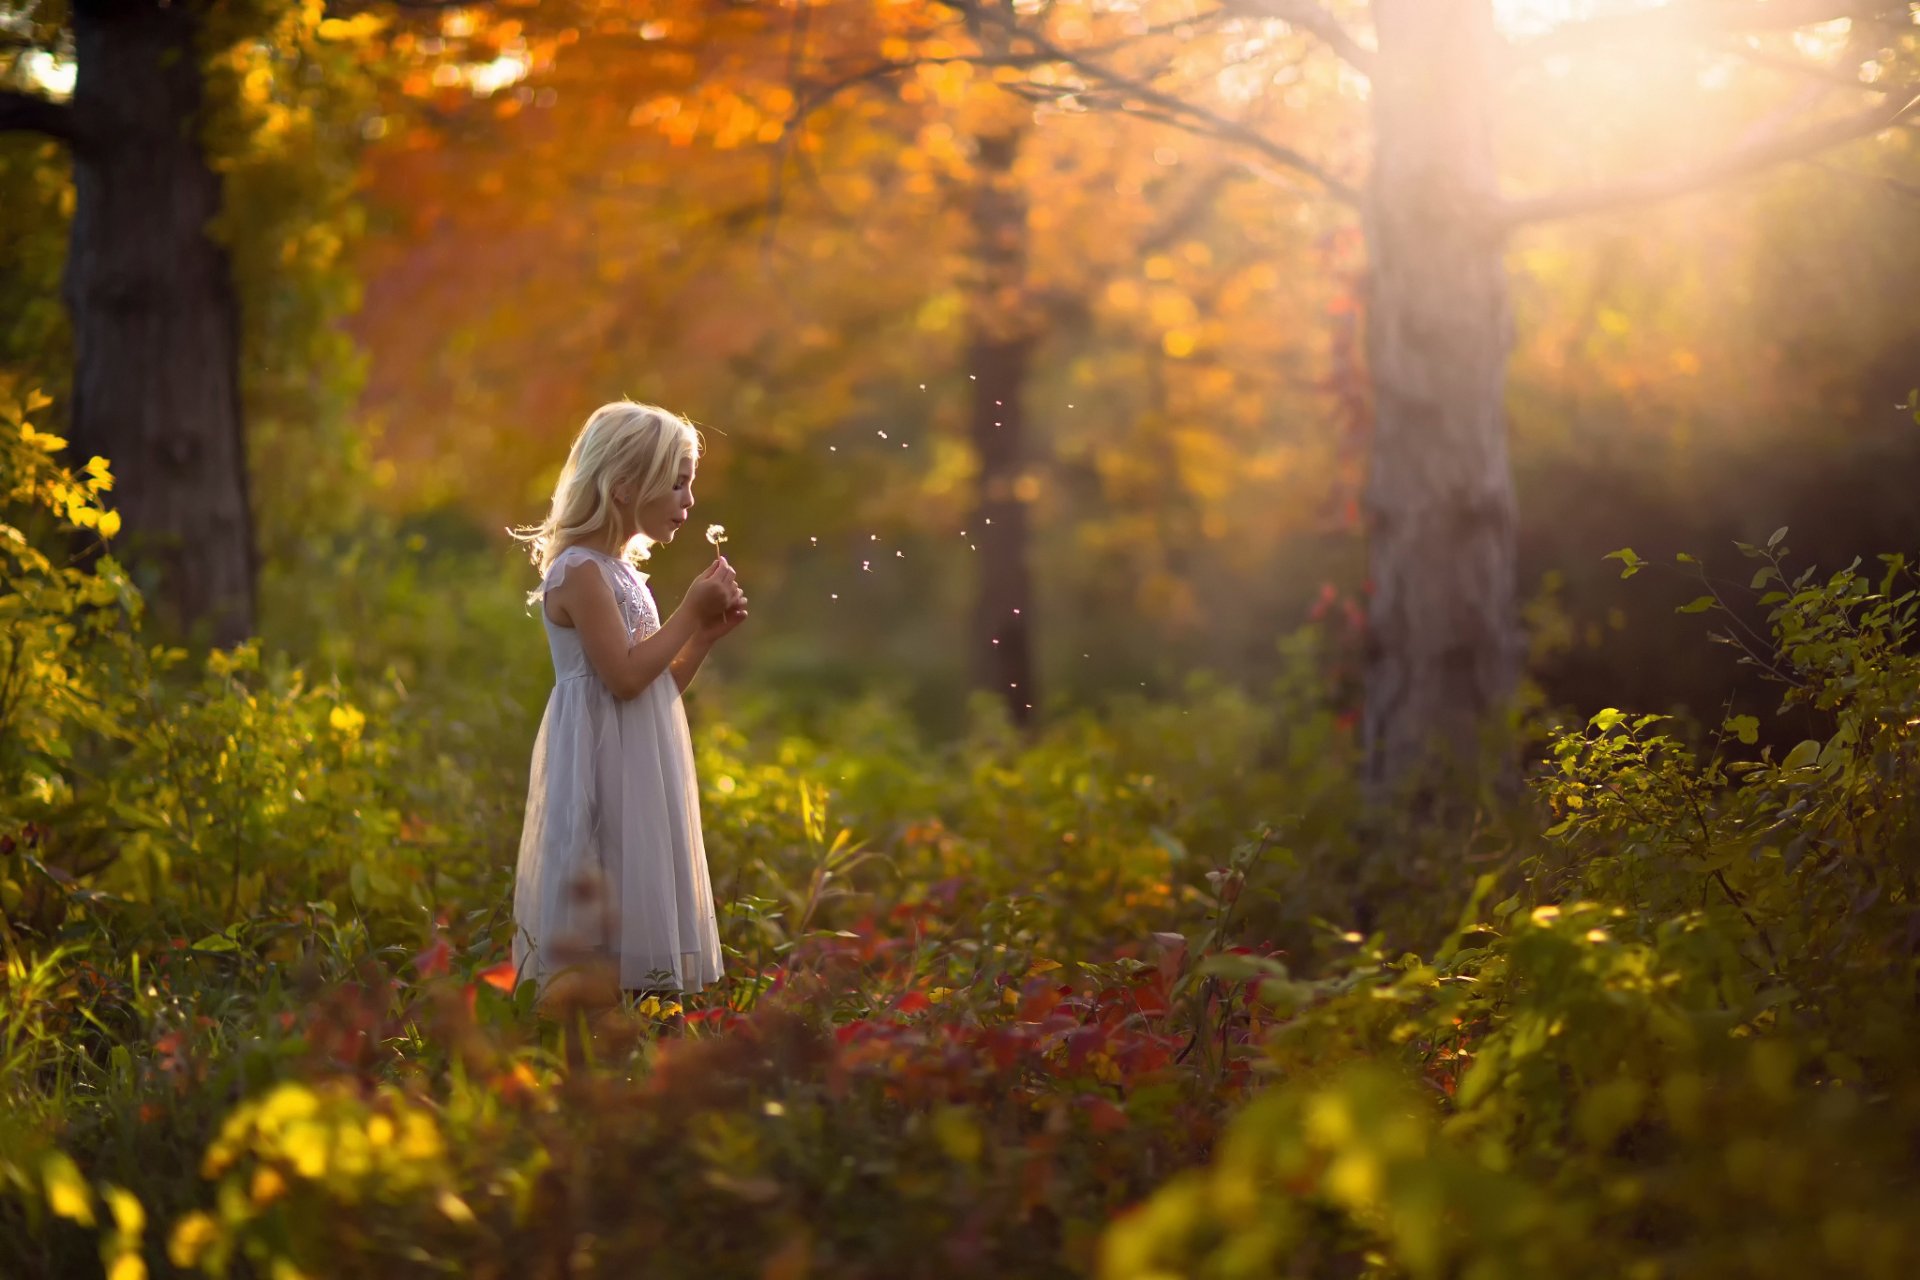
547,561 -> 730,700
669,636 -> 715,695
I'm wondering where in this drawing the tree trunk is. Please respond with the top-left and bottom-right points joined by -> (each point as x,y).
1360,0 -> 1519,791
64,0 -> 254,646
965,127 -> 1038,728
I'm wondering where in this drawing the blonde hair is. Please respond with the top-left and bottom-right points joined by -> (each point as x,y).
512,400 -> 702,579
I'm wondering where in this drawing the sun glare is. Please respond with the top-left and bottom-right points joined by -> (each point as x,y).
1492,0 -> 1663,38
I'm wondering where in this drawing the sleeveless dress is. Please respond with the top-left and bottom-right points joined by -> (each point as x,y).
512,545 -> 724,994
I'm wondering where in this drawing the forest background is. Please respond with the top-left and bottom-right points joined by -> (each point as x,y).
3,1 -> 1919,1277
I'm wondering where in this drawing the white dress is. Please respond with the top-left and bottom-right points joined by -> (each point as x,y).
512,545 -> 724,994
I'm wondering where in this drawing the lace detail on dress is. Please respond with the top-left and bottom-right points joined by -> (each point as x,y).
541,546 -> 658,637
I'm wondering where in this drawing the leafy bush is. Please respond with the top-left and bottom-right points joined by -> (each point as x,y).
6,410 -> 1917,1279
1106,535 -> 1920,1279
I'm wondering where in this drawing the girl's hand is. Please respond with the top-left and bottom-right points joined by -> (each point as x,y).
698,561 -> 748,643
684,558 -> 737,622
700,589 -> 749,643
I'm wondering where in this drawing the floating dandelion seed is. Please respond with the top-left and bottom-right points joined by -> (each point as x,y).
919,383 -> 926,390
810,536 -> 818,545
862,561 -> 871,571
705,524 -> 728,550
870,534 -> 878,541
969,374 -> 976,380
991,638 -> 1000,645
829,446 -> 837,452
895,550 -> 904,557
831,593 -> 839,600
1013,608 -> 1020,615
878,430 -> 888,439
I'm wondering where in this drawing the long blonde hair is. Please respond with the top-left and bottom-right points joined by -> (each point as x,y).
512,400 -> 703,579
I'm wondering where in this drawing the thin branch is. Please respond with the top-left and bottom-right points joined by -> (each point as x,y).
940,0 -> 1358,204
1714,38 -> 1909,94
0,87 -> 76,145
1498,87 -> 1920,226
1505,1 -> 1913,68
1223,0 -> 1375,76
1808,154 -> 1920,198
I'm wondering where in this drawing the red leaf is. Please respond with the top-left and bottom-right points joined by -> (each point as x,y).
477,959 -> 519,992
1079,1095 -> 1129,1133
894,991 -> 931,1015
413,936 -> 452,979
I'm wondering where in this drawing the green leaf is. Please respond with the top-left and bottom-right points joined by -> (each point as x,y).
1725,715 -> 1760,746
1781,739 -> 1823,772
1677,596 -> 1717,614
1768,526 -> 1789,549
1589,708 -> 1627,732
1604,548 -> 1644,580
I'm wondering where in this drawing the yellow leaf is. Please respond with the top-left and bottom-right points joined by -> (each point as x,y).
931,1107 -> 982,1165
281,1120 -> 330,1178
104,1184 -> 145,1235
42,1152 -> 94,1227
168,1212 -> 220,1268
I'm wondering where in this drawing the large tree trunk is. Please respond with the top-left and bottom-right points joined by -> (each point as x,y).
1360,0 -> 1519,791
64,0 -> 254,645
965,127 -> 1038,728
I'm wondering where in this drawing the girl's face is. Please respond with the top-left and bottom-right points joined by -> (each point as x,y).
628,459 -> 695,545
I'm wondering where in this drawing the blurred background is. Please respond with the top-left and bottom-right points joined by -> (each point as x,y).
3,0 -> 1916,747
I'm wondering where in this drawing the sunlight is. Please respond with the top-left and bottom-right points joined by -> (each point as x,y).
1492,0 -> 1663,37
24,50 -> 75,99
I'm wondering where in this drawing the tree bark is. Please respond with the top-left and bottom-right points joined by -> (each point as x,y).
63,0 -> 254,645
965,127 -> 1038,728
1359,0 -> 1520,791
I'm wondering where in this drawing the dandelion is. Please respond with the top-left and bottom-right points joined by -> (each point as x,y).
705,524 -> 728,551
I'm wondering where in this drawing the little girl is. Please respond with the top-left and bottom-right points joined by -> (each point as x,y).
510,400 -> 747,1004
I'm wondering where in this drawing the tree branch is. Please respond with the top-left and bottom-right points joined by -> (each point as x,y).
938,0 -> 1358,204
1223,0 -> 1375,76
1505,1 -> 1913,68
0,88 -> 76,146
1498,87 -> 1920,226
1713,38 -> 1908,94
